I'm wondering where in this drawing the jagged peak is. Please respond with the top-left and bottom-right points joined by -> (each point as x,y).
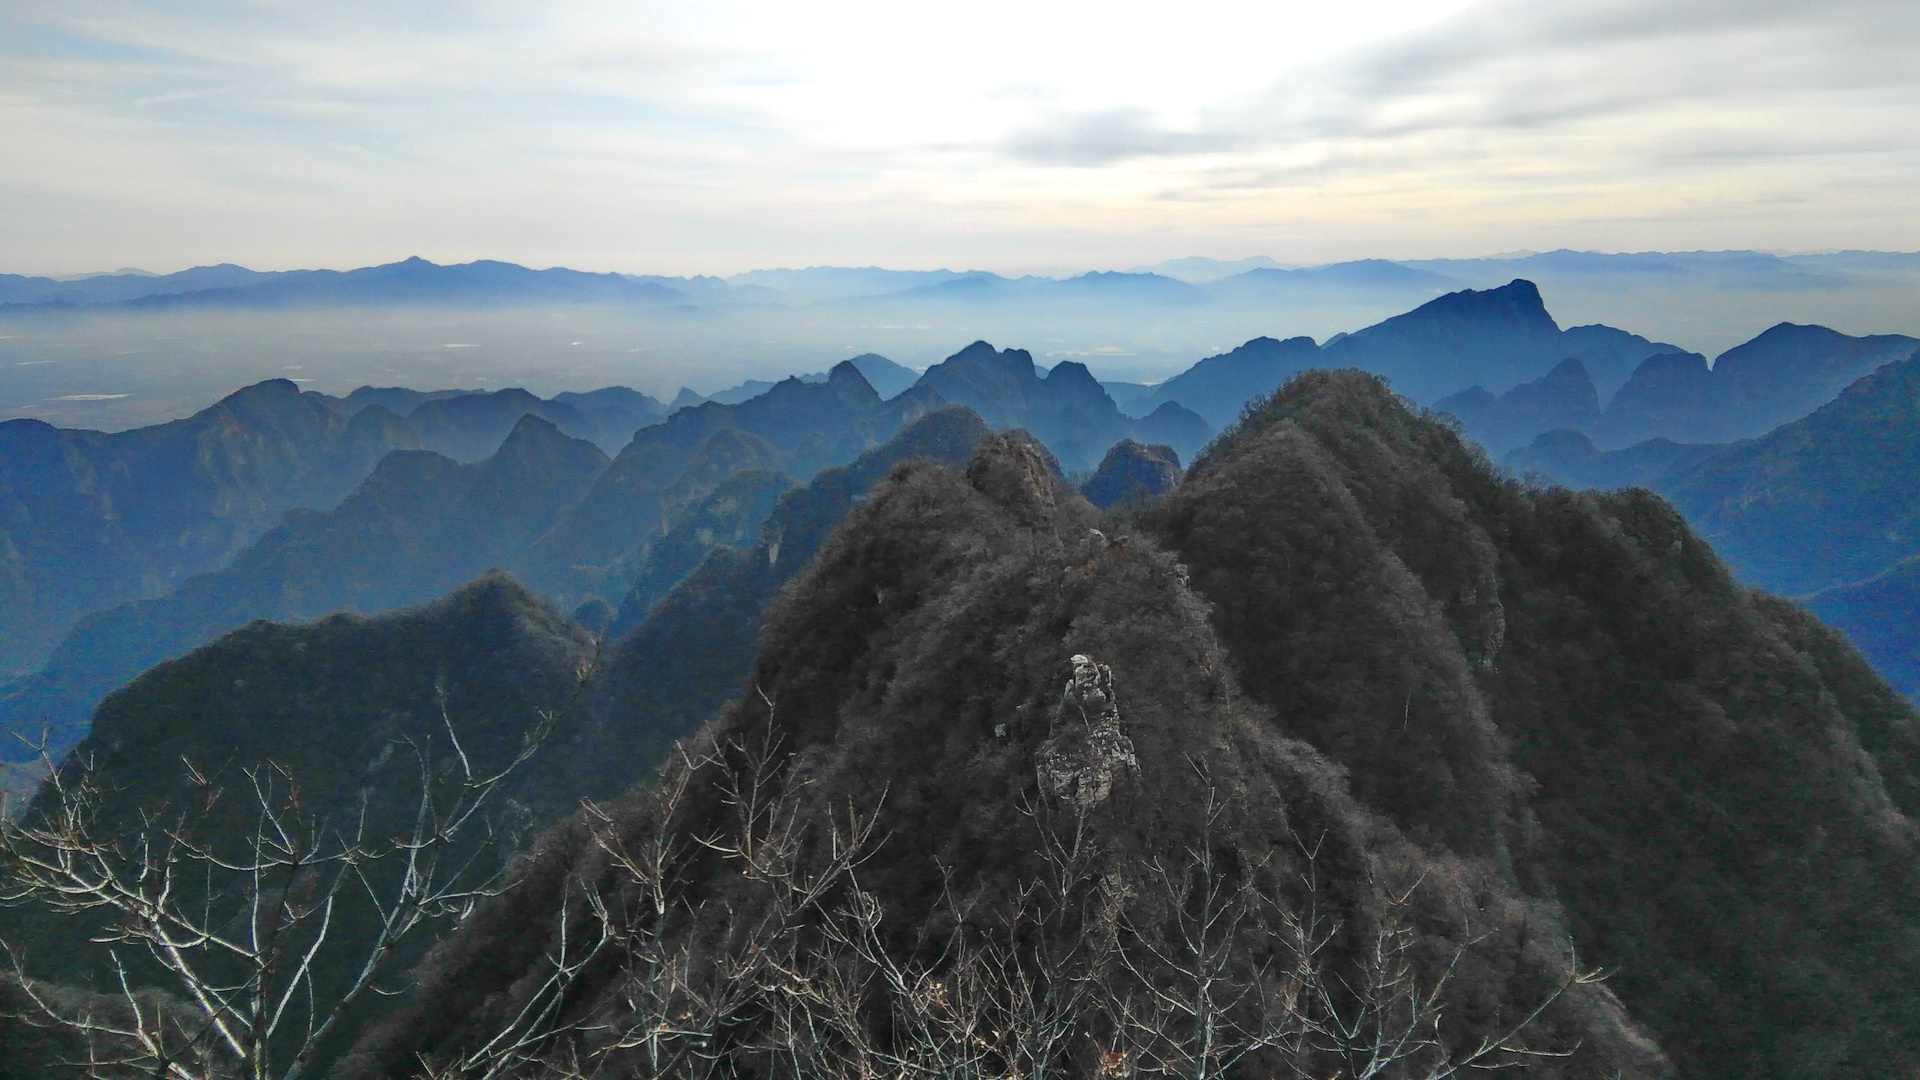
1350,278 -> 1558,339
965,431 -> 1066,517
826,358 -> 869,386
1042,359 -> 1103,388
941,340 -> 1036,372
1543,356 -> 1594,381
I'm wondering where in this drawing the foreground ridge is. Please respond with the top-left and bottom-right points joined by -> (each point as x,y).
346,430 -> 1663,1078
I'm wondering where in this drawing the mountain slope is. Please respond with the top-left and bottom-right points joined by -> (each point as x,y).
0,416 -> 610,762
1809,558 -> 1920,700
912,341 -> 1204,471
1319,279 -> 1567,401
1436,357 -> 1602,454
345,428 -> 1663,1080
0,573 -> 600,1074
1590,326 -> 1918,448
555,407 -> 996,800
1665,349 -> 1920,594
1144,369 -> 1920,1079
518,362 -> 920,601
0,379 -> 421,677
1135,335 -> 1321,430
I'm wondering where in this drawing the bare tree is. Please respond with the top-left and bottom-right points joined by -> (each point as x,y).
422,700 -> 1603,1080
7,658 -> 1601,1080
1,675 -> 584,1080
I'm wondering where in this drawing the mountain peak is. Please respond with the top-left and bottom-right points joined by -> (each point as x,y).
825,359 -> 871,389
1545,356 -> 1592,380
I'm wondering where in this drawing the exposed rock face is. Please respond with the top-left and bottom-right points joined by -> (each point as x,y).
1082,439 -> 1182,509
1036,653 -> 1137,808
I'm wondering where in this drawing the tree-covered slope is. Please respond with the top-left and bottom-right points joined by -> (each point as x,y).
0,416 -> 609,762
1664,347 -> 1920,594
0,572 -> 601,1074
556,406 -> 996,800
0,379 -> 422,677
1144,370 -> 1920,1079
344,430 -> 1664,1080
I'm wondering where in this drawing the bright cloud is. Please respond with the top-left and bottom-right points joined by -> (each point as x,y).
2,0 -> 1916,274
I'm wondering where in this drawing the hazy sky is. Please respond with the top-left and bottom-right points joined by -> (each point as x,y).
5,0 -> 1918,277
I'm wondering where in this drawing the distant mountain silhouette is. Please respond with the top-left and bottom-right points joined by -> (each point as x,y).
333,385 -> 482,416
1081,439 -> 1181,508
0,379 -> 421,677
703,353 -> 919,405
1435,357 -> 1602,454
1504,429 -> 1728,490
3,258 -> 688,312
523,362 -> 937,600
1666,348 -> 1920,594
0,378 -> 670,682
0,416 -> 610,761
1202,259 -> 1457,301
912,341 -> 1205,471
1591,324 -> 1919,447
1128,287 -> 1676,448
1135,335 -> 1322,430
1318,279 -> 1569,401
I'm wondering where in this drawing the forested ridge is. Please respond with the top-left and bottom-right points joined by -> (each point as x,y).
6,351 -> 1920,1076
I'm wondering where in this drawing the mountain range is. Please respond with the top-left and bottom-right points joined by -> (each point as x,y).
11,278 -> 1919,773
21,372 -> 1888,1078
0,379 -> 662,680
5,348 -> 1920,1076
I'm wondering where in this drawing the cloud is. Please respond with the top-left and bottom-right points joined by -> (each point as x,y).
1001,0 -> 1920,170
2,0 -> 1919,272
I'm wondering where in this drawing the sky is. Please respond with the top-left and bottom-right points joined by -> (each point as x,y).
4,0 -> 1919,277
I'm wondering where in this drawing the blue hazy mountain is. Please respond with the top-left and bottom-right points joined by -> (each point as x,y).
0,380 -> 422,677
1134,335 -> 1323,430
911,341 -> 1211,470
1591,323 -> 1919,447
1435,358 -> 1602,455
0,415 -> 611,762
704,353 -> 919,404
1810,559 -> 1920,700
1,258 -> 687,311
1665,347 -> 1920,595
1504,429 -> 1729,491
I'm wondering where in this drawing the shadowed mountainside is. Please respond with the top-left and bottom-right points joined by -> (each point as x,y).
342,429 -> 1666,1080
0,380 -> 421,677
1664,347 -> 1920,595
913,341 -> 1210,470
1144,370 -> 1920,1079
0,573 -> 600,1075
1081,439 -> 1182,509
0,416 -> 609,763
1592,324 -> 1918,448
